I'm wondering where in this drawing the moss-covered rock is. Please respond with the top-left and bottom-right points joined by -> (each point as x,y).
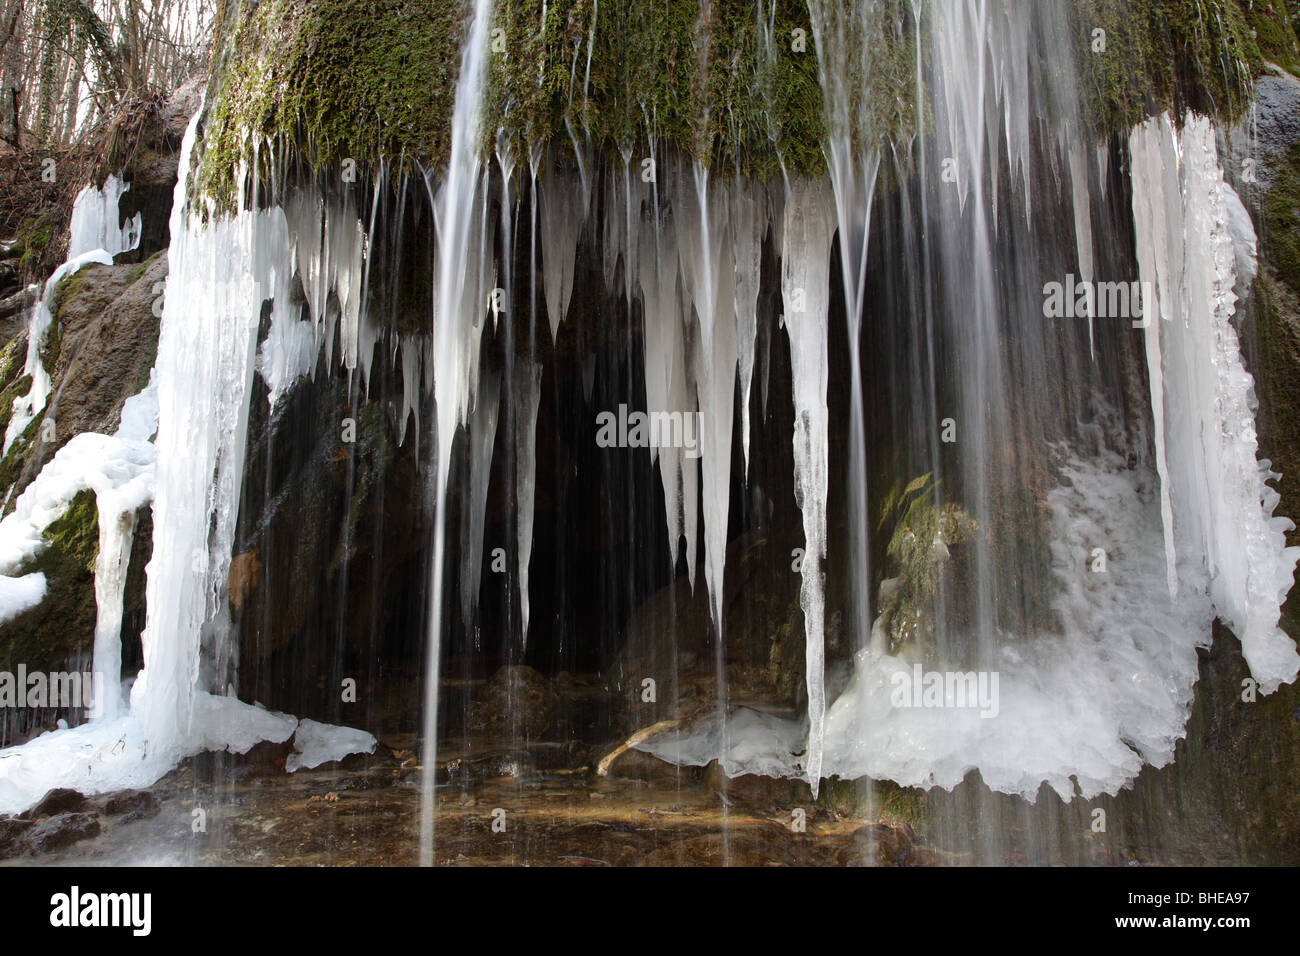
484,0 -> 850,179
194,0 -> 1274,210
197,0 -> 903,202
1253,134 -> 1300,636
873,473 -> 976,657
1074,0 -> 1263,136
1245,0 -> 1300,73
197,0 -> 470,210
12,215 -> 56,280
0,489 -> 99,673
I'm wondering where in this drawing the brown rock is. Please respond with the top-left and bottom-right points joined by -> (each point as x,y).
467,665 -> 558,740
24,812 -> 100,855
25,787 -> 87,818
836,822 -> 924,867
102,790 -> 160,823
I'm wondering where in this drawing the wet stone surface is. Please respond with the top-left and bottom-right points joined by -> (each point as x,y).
0,728 -> 934,866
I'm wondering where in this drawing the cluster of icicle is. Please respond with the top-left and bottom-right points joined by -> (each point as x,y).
0,177 -> 149,681
6,0 -> 1299,818
1130,112 -> 1300,694
0,118 -> 376,816
538,157 -> 838,792
641,105 -> 1300,799
137,0 -> 1298,812
643,2 -> 1300,799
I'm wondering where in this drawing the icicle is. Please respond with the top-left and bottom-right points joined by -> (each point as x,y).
1129,112 -> 1300,693
538,159 -> 583,342
731,183 -> 764,475
398,336 -> 427,445
1068,139 -> 1096,359
514,359 -> 542,647
68,174 -> 141,260
1129,115 -> 1181,598
91,504 -> 137,722
638,192 -> 688,572
779,177 -> 835,796
602,168 -> 624,294
461,366 -> 501,628
679,163 -> 736,633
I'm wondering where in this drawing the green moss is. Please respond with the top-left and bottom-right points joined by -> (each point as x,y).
815,775 -> 927,826
0,334 -> 27,386
123,250 -> 162,289
875,473 -> 976,657
0,489 -> 99,671
197,0 -> 468,210
197,0 -> 910,202
1245,0 -> 1300,73
195,0 -> 1268,205
482,0 -> 879,179
13,215 -> 55,279
1076,0 -> 1263,137
0,411 -> 44,509
0,374 -> 33,440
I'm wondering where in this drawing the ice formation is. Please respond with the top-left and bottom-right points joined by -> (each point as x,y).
1129,113 -> 1300,693
286,718 -> 378,772
0,111 -> 377,813
639,451 -> 1213,800
514,359 -> 543,645
4,250 -> 115,455
778,178 -> 836,796
5,0 -> 1298,825
0,379 -> 157,720
68,174 -> 141,260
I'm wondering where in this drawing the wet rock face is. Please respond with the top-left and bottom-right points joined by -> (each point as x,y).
0,255 -> 163,710
230,351 -> 431,726
0,818 -> 31,856
1241,67 -> 1300,191
9,254 -> 166,495
103,790 -> 160,823
22,811 -> 101,855
607,530 -> 806,733
109,77 -> 205,264
467,666 -> 559,740
835,822 -> 934,866
25,788 -> 87,818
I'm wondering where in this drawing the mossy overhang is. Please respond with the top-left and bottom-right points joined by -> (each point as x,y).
195,0 -> 1269,209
